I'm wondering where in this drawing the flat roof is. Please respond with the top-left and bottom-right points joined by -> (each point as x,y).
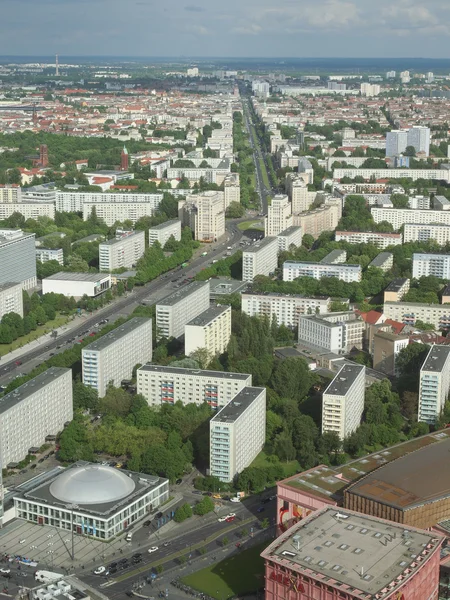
369,252 -> 393,266
384,278 -> 409,292
149,219 -> 181,231
100,231 -> 144,246
284,261 -> 361,270
83,317 -> 150,352
44,272 -> 110,282
0,368 -> 70,415
262,507 -> 442,598
278,226 -> 302,237
186,304 -> 230,327
0,281 -> 21,292
157,281 -> 208,307
243,290 -> 330,301
320,249 -> 346,264
209,278 -> 248,296
242,236 -> 277,253
323,364 -> 365,396
211,387 -> 264,423
138,363 -> 251,381
421,344 -> 450,373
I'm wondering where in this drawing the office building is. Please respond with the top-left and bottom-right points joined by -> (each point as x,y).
298,312 -> 364,354
155,281 -> 210,340
412,253 -> 450,279
373,330 -> 410,375
385,130 -> 408,157
148,220 -> 182,246
277,226 -> 302,252
372,206 -> 450,230
262,507 -> 443,600
242,292 -> 330,329
178,191 -> 225,242
418,345 -> 450,424
137,364 -> 252,409
82,317 -> 152,398
283,261 -> 361,283
294,203 -> 341,239
404,222 -> 450,245
56,190 -> 163,213
0,368 -> 72,466
42,273 -> 111,298
368,252 -> 393,272
0,202 -> 55,221
264,195 -> 293,237
184,304 -> 231,358
384,301 -> 450,329
0,229 -> 37,290
407,125 -> 431,157
242,237 -> 278,283
335,230 -> 402,248
0,282 -> 23,319
210,387 -> 266,482
98,230 -> 145,272
35,247 -> 64,265
383,278 -> 410,302
322,364 -> 365,438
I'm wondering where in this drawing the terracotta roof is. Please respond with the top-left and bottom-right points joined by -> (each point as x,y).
384,319 -> 406,335
357,310 -> 384,325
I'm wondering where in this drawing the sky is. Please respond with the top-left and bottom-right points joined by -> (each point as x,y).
1,0 -> 450,58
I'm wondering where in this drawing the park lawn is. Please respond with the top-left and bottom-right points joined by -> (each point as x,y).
182,540 -> 267,599
0,314 -> 71,357
237,220 -> 264,231
259,158 -> 270,188
251,451 -> 300,478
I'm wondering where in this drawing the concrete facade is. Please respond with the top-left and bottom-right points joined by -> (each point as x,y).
155,281 -> 210,340
322,364 -> 365,439
184,304 -> 231,359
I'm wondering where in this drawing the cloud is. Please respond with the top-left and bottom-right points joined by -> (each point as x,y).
232,24 -> 262,35
184,5 -> 205,12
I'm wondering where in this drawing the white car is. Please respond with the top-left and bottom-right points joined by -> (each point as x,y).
226,513 -> 236,518
230,497 -> 240,503
148,546 -> 159,554
94,566 -> 106,575
218,516 -> 227,522
0,568 -> 10,574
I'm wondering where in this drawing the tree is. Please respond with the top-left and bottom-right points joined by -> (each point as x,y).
270,357 -> 314,403
73,381 -> 99,411
98,386 -> 133,418
391,193 -> 409,209
302,234 -> 314,249
273,431 -> 296,462
260,518 -> 270,529
189,347 -> 212,369
404,145 -> 416,157
174,503 -> 193,523
221,536 -> 229,547
225,201 -> 245,218
193,496 -> 215,516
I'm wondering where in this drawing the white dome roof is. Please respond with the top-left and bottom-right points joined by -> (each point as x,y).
49,465 -> 136,505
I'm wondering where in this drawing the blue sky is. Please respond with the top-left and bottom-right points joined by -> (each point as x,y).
1,0 -> 450,58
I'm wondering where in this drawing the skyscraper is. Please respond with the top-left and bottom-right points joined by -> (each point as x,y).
385,130 -> 407,157
407,126 -> 431,156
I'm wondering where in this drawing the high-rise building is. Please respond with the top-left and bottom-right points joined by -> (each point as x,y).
242,237 -> 278,282
242,292 -> 330,329
418,345 -> 450,424
385,130 -> 408,157
297,157 -> 314,185
120,146 -> 129,171
407,126 -> 431,156
209,387 -> 266,482
178,191 -> 225,242
223,174 -> 240,209
265,195 -> 293,237
148,220 -> 182,247
0,229 -> 37,290
184,304 -> 231,359
286,176 -> 315,214
98,230 -> 145,272
322,364 -> 365,439
412,252 -> 450,279
0,282 -> 23,319
155,281 -> 210,340
386,70 -> 396,78
360,82 -> 381,97
82,317 -> 152,397
277,226 -> 302,252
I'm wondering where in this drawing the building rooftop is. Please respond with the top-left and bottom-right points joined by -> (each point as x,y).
384,278 -> 409,292
0,368 -> 70,416
209,278 -> 248,297
284,260 -> 361,270
44,272 -> 110,283
369,252 -> 393,267
262,506 -> 442,599
83,317 -> 150,352
243,290 -> 330,301
385,300 -> 450,309
156,281 -> 208,307
320,249 -> 347,264
211,387 -> 265,423
323,364 -> 365,396
100,231 -> 144,246
242,236 -> 277,253
186,304 -> 230,327
138,363 -> 251,381
0,281 -> 21,293
278,225 -> 302,237
149,219 -> 181,231
421,344 -> 450,373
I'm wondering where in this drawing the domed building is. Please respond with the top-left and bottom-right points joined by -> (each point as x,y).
13,462 -> 169,540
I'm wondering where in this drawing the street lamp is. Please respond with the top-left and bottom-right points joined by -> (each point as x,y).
66,503 -> 79,560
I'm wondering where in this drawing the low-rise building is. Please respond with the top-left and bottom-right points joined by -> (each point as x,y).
298,312 -> 364,354
368,251 -> 393,272
383,278 -> 410,302
99,230 -> 145,272
210,387 -> 266,482
184,304 -> 231,358
322,364 -> 365,439
0,282 -> 23,319
384,301 -> 450,329
283,261 -> 361,283
335,230 -> 402,248
242,237 -> 278,282
148,219 -> 182,246
156,281 -> 210,340
57,190 -> 163,213
35,247 -> 64,265
418,345 -> 450,424
42,273 -> 111,298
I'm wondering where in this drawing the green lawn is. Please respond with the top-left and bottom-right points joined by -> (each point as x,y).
251,451 -> 300,478
182,540 -> 267,599
237,220 -> 264,231
0,314 -> 71,357
259,158 -> 270,188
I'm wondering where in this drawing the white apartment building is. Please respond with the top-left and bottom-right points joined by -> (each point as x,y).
148,219 -> 182,246
404,223 -> 450,245
412,253 -> 450,279
418,345 -> 450,425
383,301 -> 450,330
82,317 -> 152,398
0,202 -> 55,221
242,292 -> 330,329
335,231 -> 402,249
56,191 -> 163,213
179,191 -> 225,242
320,249 -> 347,265
283,261 -> 361,283
265,195 -> 293,237
294,203 -> 341,239
407,126 -> 431,157
167,167 -> 230,185
210,387 -> 266,482
242,237 -> 278,283
298,312 -> 364,354
0,368 -> 72,466
298,157 -> 314,185
42,273 -> 111,298
99,230 -> 145,272
35,247 -> 64,265
322,364 -> 365,439
223,174 -> 240,209
286,176 -> 316,214
385,130 -> 408,157
137,364 -> 252,409
368,252 -> 394,272
277,226 -> 302,252
372,207 -> 450,230
0,185 -> 21,203
408,195 -> 430,210
185,304 -> 231,358
361,83 -> 381,97
0,229 -> 36,290
0,282 -> 23,319
334,168 -> 450,182
155,281 -> 210,340
82,200 -> 162,226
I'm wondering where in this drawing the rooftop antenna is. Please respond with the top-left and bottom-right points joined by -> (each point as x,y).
55,54 -> 59,77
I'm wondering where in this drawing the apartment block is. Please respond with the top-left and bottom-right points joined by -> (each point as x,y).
418,345 -> 450,424
35,247 -> 64,265
242,237 -> 278,283
372,207 -> 450,230
0,185 -> 21,203
210,387 -> 266,482
384,301 -> 450,329
223,174 -> 240,209
82,317 -> 152,398
184,304 -> 232,358
320,249 -> 347,265
412,253 -> 450,279
0,282 -> 23,319
137,364 -> 252,409
298,312 -> 364,354
265,195 -> 293,237
0,367 -> 72,466
99,230 -> 145,272
385,130 -> 408,157
283,261 -> 361,283
148,220 -> 182,246
322,364 -> 365,439
0,203 -> 55,221
0,229 -> 37,290
242,292 -> 330,329
404,223 -> 450,245
285,175 -> 316,214
407,126 -> 431,157
57,190 -> 163,213
373,330 -> 409,376
298,157 -> 314,184
294,203 -> 340,239
433,196 -> 450,211
408,195 -> 430,210
383,278 -> 410,303
368,252 -> 393,272
178,191 -> 225,242
335,230 -> 402,249
155,281 -> 210,340
334,168 -> 449,182
277,226 -> 302,252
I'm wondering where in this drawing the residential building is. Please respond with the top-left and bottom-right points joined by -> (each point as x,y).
334,168 -> 450,182
137,364 -> 252,409
322,364 -> 365,438
223,174 -> 240,209
385,130 -> 408,157
98,230 -> 145,272
155,281 -> 210,340
384,301 -> 450,329
418,345 -> 450,424
407,125 -> 431,157
148,219 -> 181,247
42,273 -> 111,298
408,195 -> 430,210
82,317 -> 152,398
433,195 -> 450,210
82,200 -> 162,226
277,226 -> 302,252
0,282 -> 23,319
209,387 -> 266,482
298,312 -> 364,354
0,202 -> 55,221
56,191 -> 163,214
297,157 -> 314,184
242,237 -> 278,283
0,368 -> 72,466
242,292 -> 331,329
0,229 -> 36,290
35,247 -> 64,265
283,261 -> 361,283
442,283 -> 450,304
368,252 -> 393,272
294,203 -> 341,239
265,195 -> 293,237
404,222 -> 450,245
383,278 -> 410,302
0,185 -> 21,203
372,207 -> 450,230
320,249 -> 347,265
335,230 -> 402,248
412,252 -> 450,279
285,175 -> 316,213
373,330 -> 410,375
184,304 -> 232,358
178,191 -> 225,242
360,82 -> 381,96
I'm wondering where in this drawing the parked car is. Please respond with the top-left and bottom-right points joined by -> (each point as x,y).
94,566 -> 106,575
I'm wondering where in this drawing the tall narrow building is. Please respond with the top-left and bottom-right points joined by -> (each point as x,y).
121,146 -> 129,171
